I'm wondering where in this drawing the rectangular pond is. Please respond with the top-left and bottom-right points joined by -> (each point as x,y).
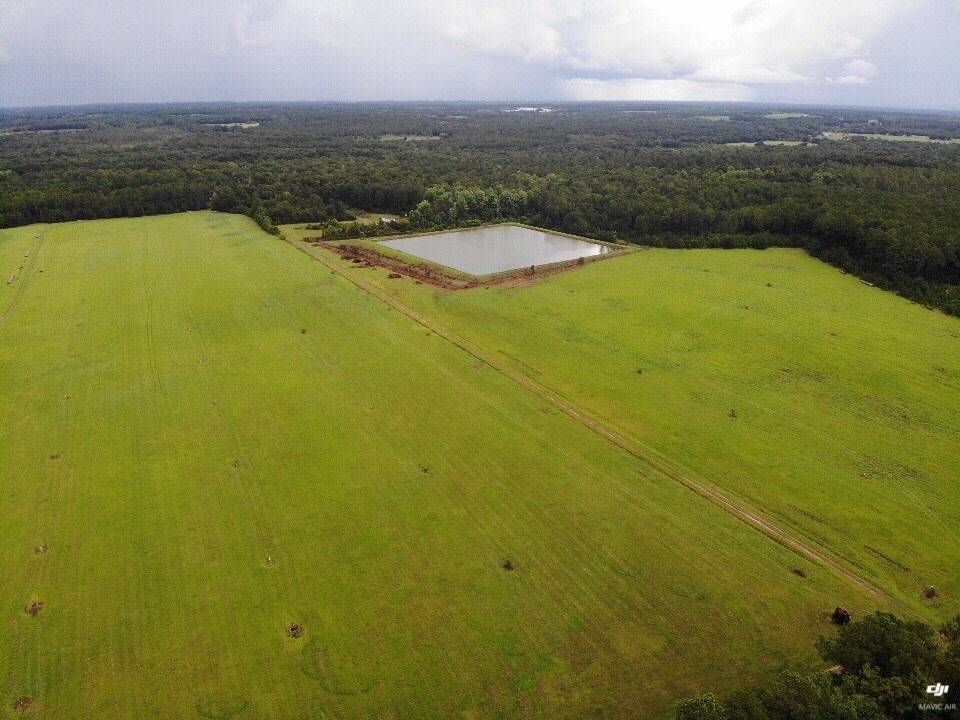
379,225 -> 612,276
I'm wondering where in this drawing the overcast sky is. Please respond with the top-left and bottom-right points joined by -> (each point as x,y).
1,0 -> 959,110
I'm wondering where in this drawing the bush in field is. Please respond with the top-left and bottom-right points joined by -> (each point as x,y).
676,694 -> 727,720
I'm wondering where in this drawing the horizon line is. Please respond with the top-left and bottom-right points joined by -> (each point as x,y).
3,99 -> 960,116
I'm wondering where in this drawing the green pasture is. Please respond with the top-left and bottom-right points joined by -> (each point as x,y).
724,141 -> 809,147
822,131 -> 960,144
0,213 -> 876,719
343,243 -> 960,618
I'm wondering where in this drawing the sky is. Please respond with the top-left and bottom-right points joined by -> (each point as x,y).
1,0 -> 959,110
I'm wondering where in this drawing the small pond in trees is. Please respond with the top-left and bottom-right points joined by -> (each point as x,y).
379,225 -> 611,275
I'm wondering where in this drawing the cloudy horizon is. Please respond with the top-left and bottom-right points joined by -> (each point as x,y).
2,0 -> 959,111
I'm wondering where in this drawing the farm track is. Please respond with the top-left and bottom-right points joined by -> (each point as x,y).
0,229 -> 45,325
140,232 -> 163,390
291,238 -> 895,604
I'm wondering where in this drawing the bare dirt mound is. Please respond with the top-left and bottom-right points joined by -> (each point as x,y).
12,696 -> 33,714
25,601 -> 44,616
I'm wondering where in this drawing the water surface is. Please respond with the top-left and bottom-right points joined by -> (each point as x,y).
380,225 -> 611,275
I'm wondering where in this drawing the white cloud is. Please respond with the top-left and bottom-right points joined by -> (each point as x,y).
232,3 -> 282,51
0,0 -> 936,105
423,0 -> 917,89
565,77 -> 755,101
828,58 -> 877,84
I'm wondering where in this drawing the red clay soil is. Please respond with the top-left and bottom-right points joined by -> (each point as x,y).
309,240 -> 629,290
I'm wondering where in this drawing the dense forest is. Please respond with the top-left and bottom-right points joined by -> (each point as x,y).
2,102 -> 960,312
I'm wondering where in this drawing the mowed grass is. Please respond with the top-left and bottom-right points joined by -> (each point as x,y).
340,245 -> 960,618
0,213 -> 875,719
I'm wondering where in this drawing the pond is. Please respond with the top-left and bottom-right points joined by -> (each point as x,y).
379,225 -> 612,276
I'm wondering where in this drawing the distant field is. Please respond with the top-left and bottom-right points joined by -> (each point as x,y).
0,128 -> 86,136
725,140 -> 808,147
337,244 -> 960,619
0,213 -> 876,719
348,210 -> 400,224
202,122 -> 260,129
823,131 -> 960,144
697,115 -> 731,121
379,134 -> 443,141
763,113 -> 810,119
280,212 -> 399,242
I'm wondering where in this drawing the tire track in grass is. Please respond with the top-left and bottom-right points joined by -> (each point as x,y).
289,238 -> 894,605
289,249 -> 640,653
416,405 -> 653,651
279,255 -> 839,704
96,219 -> 276,713
259,236 -> 626,700
377,373 -> 604,712
259,239 -> 565,713
204,225 -> 487,716
217,228 -> 469,715
266,230 -> 869,710
378,320 -> 786,646
248,231 -> 889,715
0,226 -> 97,711
336,385 -> 499,713
428,394 -> 774,673
544,267 -> 956,593
666,291 -> 960,551
164,223 -> 348,716
140,227 -> 163,391
0,228 -> 46,326
3,226 -> 135,714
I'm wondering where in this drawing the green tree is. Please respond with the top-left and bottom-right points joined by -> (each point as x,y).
676,694 -> 728,720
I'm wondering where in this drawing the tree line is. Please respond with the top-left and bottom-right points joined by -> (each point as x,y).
1,103 -> 959,312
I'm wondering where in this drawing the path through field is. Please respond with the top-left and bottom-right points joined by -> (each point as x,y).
293,237 -> 893,603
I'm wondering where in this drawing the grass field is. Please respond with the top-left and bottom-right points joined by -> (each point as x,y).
823,131 -> 960,144
280,213 -> 400,242
724,141 -> 808,147
330,243 -> 960,619
202,122 -> 261,129
379,134 -> 444,141
0,213 -> 882,719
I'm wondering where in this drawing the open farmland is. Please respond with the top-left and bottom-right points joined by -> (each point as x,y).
327,241 -> 960,620
822,131 -> 960,143
0,212 -> 884,719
